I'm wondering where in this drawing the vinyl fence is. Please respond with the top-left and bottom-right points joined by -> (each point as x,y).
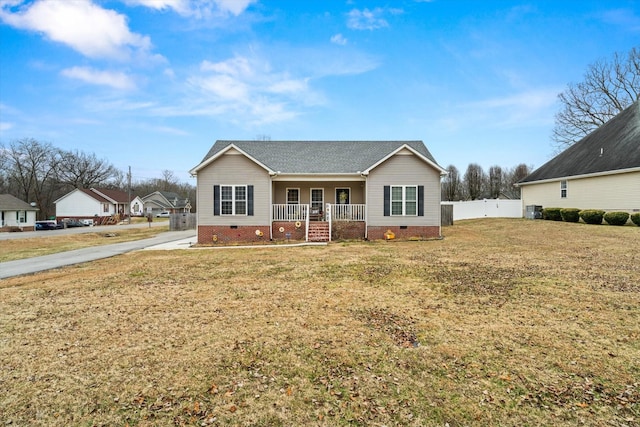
441,199 -> 522,222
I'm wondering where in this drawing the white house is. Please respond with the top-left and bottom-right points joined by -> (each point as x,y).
0,194 -> 39,232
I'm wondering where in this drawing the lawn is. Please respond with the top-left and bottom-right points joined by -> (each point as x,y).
0,219 -> 638,426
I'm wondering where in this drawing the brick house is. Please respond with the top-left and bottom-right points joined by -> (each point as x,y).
189,140 -> 447,244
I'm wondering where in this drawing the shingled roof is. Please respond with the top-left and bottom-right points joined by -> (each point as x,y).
193,140 -> 443,174
520,100 -> 640,184
0,194 -> 38,211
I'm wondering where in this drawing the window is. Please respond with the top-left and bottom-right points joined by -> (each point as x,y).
390,185 -> 418,216
18,211 -> 26,223
286,188 -> 300,204
560,180 -> 567,198
221,185 -> 247,215
102,203 -> 109,213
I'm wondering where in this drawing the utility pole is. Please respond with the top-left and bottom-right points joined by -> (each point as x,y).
127,166 -> 132,224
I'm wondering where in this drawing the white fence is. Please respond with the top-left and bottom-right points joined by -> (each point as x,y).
330,204 -> 366,221
272,204 -> 309,221
441,199 -> 522,221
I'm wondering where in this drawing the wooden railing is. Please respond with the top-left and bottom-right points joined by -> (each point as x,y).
330,204 -> 366,221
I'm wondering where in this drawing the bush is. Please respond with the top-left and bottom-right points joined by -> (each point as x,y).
603,211 -> 630,226
632,213 -> 640,226
560,208 -> 581,223
542,207 -> 562,221
579,209 -> 605,225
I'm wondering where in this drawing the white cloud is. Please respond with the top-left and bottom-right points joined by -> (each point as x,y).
122,0 -> 256,17
0,121 -> 14,132
347,7 -> 402,30
61,66 -> 137,90
0,0 -> 156,61
330,33 -> 347,45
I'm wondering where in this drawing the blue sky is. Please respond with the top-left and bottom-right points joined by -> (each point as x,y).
1,0 -> 638,183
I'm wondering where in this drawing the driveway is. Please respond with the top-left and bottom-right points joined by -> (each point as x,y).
0,229 -> 196,280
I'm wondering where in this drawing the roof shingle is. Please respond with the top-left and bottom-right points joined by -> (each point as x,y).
520,101 -> 640,183
197,140 -> 441,174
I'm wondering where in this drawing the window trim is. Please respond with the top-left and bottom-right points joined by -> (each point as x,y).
560,180 -> 567,199
390,185 -> 418,216
286,188 -> 300,205
220,184 -> 248,216
335,187 -> 351,205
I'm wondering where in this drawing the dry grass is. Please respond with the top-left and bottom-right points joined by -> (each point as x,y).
0,225 -> 169,262
1,219 -> 638,426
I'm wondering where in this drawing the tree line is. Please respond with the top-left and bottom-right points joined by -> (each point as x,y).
441,163 -> 531,201
0,138 -> 195,220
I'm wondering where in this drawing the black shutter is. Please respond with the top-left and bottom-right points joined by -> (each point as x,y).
383,185 -> 390,216
418,185 -> 424,216
213,185 -> 220,216
247,185 -> 254,216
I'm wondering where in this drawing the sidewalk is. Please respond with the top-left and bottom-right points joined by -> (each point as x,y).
0,230 -> 196,279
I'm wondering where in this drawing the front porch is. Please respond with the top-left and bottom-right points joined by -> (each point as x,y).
272,203 -> 366,242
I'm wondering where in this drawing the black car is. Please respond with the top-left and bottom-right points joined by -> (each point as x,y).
63,219 -> 86,228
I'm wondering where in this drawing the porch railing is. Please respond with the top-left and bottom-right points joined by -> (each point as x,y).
330,204 -> 366,221
272,204 -> 309,221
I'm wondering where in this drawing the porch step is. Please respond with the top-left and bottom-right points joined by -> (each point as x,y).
308,222 -> 330,242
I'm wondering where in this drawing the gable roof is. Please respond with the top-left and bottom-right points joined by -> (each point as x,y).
0,194 -> 38,211
520,100 -> 640,184
191,140 -> 445,175
142,191 -> 190,208
55,188 -> 130,205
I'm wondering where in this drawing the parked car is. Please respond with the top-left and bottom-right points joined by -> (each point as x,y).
35,220 -> 61,230
156,211 -> 171,218
62,219 -> 86,228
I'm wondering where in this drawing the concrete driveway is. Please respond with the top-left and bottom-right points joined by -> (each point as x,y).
0,229 -> 196,280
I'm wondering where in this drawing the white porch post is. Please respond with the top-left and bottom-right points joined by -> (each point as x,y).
326,202 -> 332,242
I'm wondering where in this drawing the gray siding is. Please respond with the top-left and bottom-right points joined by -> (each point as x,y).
367,152 -> 441,226
196,152 -> 271,225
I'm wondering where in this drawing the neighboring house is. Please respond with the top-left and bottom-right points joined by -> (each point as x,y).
518,101 -> 640,214
130,195 -> 145,216
54,188 -> 131,221
189,140 -> 447,244
141,191 -> 191,216
0,194 -> 39,232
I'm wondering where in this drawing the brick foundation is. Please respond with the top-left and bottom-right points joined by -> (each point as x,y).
367,225 -> 440,241
272,221 -> 306,242
331,221 -> 366,240
198,225 -> 271,244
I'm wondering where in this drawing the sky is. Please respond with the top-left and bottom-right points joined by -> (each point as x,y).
1,0 -> 639,184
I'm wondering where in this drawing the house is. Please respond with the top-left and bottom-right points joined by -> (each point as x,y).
141,191 -> 191,216
130,195 -> 145,216
0,194 -> 39,232
189,140 -> 447,244
518,100 -> 640,214
54,188 -> 132,222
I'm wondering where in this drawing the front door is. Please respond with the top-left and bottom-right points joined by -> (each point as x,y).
336,188 -> 350,205
311,188 -> 324,220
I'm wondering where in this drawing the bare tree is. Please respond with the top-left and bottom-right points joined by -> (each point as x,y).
57,149 -> 118,189
1,138 -> 61,219
464,163 -> 485,200
553,46 -> 640,147
503,163 -> 532,199
441,164 -> 461,201
488,165 -> 503,199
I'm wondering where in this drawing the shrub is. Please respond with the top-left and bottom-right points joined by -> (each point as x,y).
542,207 -> 562,221
604,211 -> 630,226
579,209 -> 605,225
560,208 -> 581,223
632,213 -> 640,226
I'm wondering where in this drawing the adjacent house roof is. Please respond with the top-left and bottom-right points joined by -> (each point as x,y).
54,188 -> 131,204
0,194 -> 38,211
142,191 -> 190,209
191,140 -> 445,175
520,100 -> 640,184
